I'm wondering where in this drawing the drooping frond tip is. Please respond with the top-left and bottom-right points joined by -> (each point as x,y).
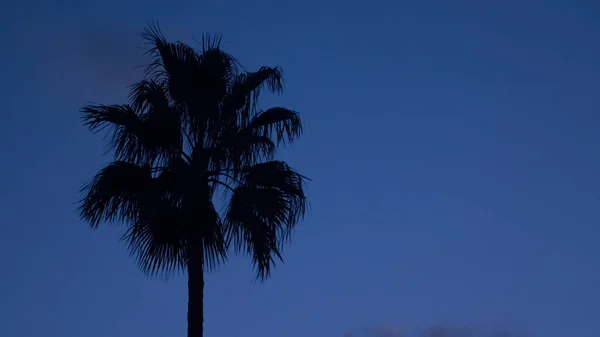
225,160 -> 308,280
78,161 -> 152,228
80,104 -> 147,162
81,99 -> 182,165
249,107 -> 302,145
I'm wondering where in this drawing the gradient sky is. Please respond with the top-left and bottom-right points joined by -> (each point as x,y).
1,1 -> 599,336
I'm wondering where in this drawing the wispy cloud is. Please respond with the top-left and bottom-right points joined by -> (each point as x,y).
14,21 -> 150,103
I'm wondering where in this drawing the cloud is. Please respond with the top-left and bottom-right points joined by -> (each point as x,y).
345,325 -> 406,337
419,324 -> 528,337
13,21 -> 151,103
9,15 -> 211,105
347,321 -> 530,337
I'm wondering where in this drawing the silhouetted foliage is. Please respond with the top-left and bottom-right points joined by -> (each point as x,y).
78,23 -> 308,337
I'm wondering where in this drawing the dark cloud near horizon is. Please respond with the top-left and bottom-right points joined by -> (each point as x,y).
345,321 -> 531,337
419,324 -> 529,337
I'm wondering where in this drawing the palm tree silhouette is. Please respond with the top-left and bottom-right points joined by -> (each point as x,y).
78,24 -> 308,337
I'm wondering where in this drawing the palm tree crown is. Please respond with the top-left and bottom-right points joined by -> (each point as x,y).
78,24 -> 308,337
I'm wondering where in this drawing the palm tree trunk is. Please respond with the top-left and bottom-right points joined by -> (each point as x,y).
187,236 -> 204,337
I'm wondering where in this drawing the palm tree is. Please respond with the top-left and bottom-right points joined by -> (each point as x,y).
78,24 -> 308,337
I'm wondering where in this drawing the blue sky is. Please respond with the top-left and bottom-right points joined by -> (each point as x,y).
1,1 -> 599,336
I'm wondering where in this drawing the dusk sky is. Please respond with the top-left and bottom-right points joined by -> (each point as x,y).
1,1 -> 599,336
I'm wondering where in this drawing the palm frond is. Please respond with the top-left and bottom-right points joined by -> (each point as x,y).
225,160 -> 308,280
80,159 -> 193,278
227,67 -> 284,124
127,156 -> 189,277
141,23 -> 200,104
241,160 -> 308,234
82,102 -> 182,164
232,134 -> 276,166
194,201 -> 227,272
79,161 -> 153,227
188,47 -> 238,141
141,23 -> 239,143
242,161 -> 308,196
240,66 -> 284,96
128,79 -> 170,112
140,22 -> 197,81
140,22 -> 169,80
82,104 -> 143,159
128,79 -> 183,161
197,33 -> 223,53
124,197 -> 187,277
210,127 -> 276,172
225,186 -> 281,280
249,107 -> 302,145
